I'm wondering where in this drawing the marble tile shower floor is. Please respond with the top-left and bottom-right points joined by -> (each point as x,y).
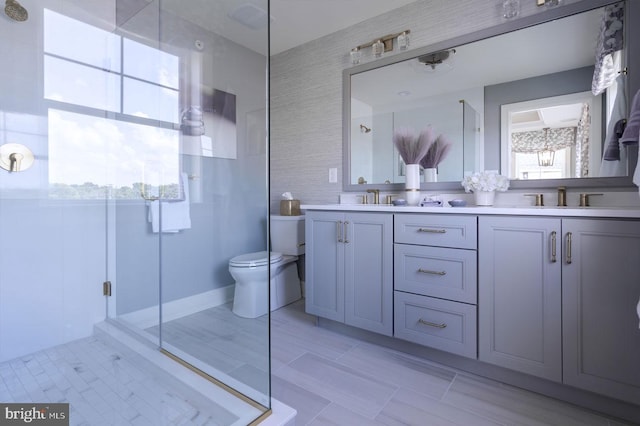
271,300 -> 632,426
0,326 -> 261,426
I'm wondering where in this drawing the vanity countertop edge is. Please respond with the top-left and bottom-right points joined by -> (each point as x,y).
301,204 -> 640,219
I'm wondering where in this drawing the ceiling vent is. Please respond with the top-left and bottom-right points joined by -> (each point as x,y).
228,3 -> 271,30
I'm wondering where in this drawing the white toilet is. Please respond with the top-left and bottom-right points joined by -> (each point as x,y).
229,215 -> 304,318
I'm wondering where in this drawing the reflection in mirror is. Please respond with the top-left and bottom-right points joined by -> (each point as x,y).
501,91 -> 603,180
345,0 -> 635,191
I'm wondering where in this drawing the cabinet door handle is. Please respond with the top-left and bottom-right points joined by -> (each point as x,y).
418,318 -> 447,328
337,221 -> 343,243
566,232 -> 572,264
418,268 -> 447,276
550,231 -> 557,263
418,228 -> 446,234
343,221 -> 349,243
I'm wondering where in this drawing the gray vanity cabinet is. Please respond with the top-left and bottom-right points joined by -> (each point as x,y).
480,216 -> 640,403
478,216 -> 563,382
562,218 -> 640,405
305,210 -> 393,336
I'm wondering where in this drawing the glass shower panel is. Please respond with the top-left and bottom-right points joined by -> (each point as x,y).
462,100 -> 480,175
154,0 -> 271,409
110,0 -> 272,417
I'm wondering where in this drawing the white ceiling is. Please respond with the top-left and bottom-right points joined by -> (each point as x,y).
159,0 -> 420,55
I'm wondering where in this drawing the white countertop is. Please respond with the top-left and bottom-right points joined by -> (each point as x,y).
301,204 -> 640,218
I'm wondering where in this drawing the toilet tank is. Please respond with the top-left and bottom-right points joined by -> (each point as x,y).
270,215 -> 305,256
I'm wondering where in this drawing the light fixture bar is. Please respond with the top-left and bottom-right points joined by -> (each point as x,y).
350,30 -> 411,64
353,29 -> 410,53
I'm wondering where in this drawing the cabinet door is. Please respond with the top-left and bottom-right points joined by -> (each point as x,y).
344,212 -> 393,336
305,211 -> 344,322
562,219 -> 640,405
479,216 -> 562,382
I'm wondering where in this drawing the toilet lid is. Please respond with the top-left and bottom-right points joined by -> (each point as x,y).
229,251 -> 283,268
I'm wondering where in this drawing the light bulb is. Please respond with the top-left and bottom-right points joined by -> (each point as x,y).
350,48 -> 362,65
372,40 -> 384,58
398,32 -> 409,50
502,0 -> 520,19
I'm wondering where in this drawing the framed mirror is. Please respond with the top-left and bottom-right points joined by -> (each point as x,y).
344,0 -> 639,192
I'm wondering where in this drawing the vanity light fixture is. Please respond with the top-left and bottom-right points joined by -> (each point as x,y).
350,29 -> 410,64
536,0 -> 562,7
502,0 -> 520,19
537,128 -> 555,167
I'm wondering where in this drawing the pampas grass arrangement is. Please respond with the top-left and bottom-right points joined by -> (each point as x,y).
393,127 -> 435,164
420,134 -> 453,169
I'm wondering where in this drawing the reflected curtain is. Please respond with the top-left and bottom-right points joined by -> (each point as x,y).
592,3 -> 624,96
511,127 -> 577,153
575,103 -> 590,177
511,124 -> 593,176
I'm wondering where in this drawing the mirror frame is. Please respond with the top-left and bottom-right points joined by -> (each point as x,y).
343,0 -> 639,192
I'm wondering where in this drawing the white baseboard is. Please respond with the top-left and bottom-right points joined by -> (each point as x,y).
119,285 -> 235,329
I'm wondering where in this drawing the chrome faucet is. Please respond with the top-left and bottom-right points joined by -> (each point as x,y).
557,186 -> 567,207
366,189 -> 380,204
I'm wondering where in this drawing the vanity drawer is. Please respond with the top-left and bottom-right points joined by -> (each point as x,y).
394,244 -> 477,304
394,214 -> 477,249
394,291 -> 477,359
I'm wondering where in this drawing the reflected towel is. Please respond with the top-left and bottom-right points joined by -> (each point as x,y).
602,119 -> 627,161
148,173 -> 191,233
599,75 -> 627,177
621,89 -> 640,146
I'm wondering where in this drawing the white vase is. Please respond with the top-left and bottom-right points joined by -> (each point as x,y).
474,190 -> 495,206
405,164 -> 421,206
424,168 -> 437,182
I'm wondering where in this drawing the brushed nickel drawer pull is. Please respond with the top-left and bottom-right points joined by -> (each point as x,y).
418,319 -> 447,328
337,221 -> 343,243
566,232 -> 572,264
418,268 -> 446,276
418,228 -> 446,234
550,231 -> 557,263
344,221 -> 349,244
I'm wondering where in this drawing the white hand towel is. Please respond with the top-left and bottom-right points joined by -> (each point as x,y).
148,173 -> 191,233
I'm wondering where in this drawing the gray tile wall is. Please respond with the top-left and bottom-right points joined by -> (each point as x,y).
270,0 -> 585,208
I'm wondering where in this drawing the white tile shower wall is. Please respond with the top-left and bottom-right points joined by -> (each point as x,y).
0,201 -> 107,362
269,0 -> 586,209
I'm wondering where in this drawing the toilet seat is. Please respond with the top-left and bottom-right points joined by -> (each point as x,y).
229,251 -> 283,268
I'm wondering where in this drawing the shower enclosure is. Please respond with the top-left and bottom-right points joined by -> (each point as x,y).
0,0 -> 271,423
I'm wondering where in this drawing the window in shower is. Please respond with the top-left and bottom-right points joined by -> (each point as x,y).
42,8 -> 181,199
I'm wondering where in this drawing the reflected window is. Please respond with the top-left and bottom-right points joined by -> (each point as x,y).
502,92 -> 601,180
